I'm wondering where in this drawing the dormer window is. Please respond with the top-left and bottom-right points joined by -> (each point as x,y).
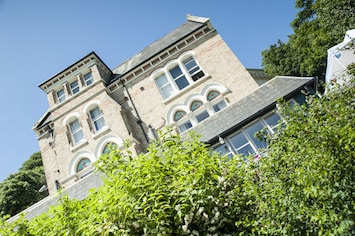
84,72 -> 93,86
70,80 -> 80,95
56,88 -> 66,103
153,53 -> 205,100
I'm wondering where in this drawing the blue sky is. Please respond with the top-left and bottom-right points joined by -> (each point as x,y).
0,1 -> 297,182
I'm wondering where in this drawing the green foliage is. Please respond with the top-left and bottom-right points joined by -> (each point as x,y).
2,84 -> 354,234
256,81 -> 355,234
262,0 -> 355,79
0,152 -> 47,217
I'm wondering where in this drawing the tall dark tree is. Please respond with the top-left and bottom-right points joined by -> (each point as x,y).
262,0 -> 355,80
0,152 -> 47,217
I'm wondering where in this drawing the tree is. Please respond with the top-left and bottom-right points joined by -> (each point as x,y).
0,152 -> 47,217
262,0 -> 355,79
256,77 -> 355,234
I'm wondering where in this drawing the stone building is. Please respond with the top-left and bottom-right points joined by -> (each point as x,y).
33,15 -> 317,197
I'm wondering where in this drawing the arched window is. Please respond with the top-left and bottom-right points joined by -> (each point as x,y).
102,142 -> 118,155
173,110 -> 186,122
207,90 -> 220,101
76,158 -> 91,172
190,100 -> 203,111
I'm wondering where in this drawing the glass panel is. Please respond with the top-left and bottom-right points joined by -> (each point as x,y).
245,121 -> 266,149
183,57 -> 201,76
170,66 -> 189,90
174,111 -> 186,122
264,113 -> 281,132
237,144 -> 255,156
156,74 -> 175,99
196,110 -> 210,122
84,72 -> 93,86
207,91 -> 220,101
229,132 -> 249,150
103,142 -> 118,154
57,89 -> 65,103
76,158 -> 91,172
169,66 -> 183,78
214,144 -> 233,158
70,80 -> 80,94
161,84 -> 174,99
175,75 -> 189,90
90,108 -> 105,131
190,101 -> 203,111
213,100 -> 227,112
156,74 -> 169,87
70,120 -> 83,144
178,120 -> 192,133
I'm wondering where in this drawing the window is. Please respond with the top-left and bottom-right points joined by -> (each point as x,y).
57,89 -> 66,103
212,100 -> 227,112
213,112 -> 281,157
89,107 -> 105,132
178,120 -> 193,133
76,158 -> 91,172
169,65 -> 189,90
156,74 -> 174,99
183,57 -> 205,81
69,119 -> 84,145
70,80 -> 80,95
195,110 -> 210,122
214,144 -> 233,158
84,72 -> 93,86
154,55 -> 205,99
103,142 -> 118,154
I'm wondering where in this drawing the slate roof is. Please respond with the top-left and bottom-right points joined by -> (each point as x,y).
190,76 -> 316,144
111,18 -> 208,79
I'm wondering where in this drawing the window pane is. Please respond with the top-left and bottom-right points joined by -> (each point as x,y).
245,121 -> 266,149
175,76 -> 189,90
170,66 -> 189,90
70,120 -> 83,145
229,132 -> 248,150
178,120 -> 192,132
57,89 -> 65,103
196,110 -> 210,122
156,74 -> 169,87
84,72 -> 93,86
156,74 -> 175,99
90,108 -> 105,132
183,57 -> 204,81
264,113 -> 281,132
169,66 -> 183,78
174,111 -> 186,122
76,158 -> 91,172
213,100 -> 227,112
237,144 -> 255,156
161,84 -> 174,99
214,144 -> 233,158
190,101 -> 203,111
70,80 -> 80,94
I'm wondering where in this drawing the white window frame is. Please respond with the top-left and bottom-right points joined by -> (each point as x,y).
89,107 -> 105,132
213,112 -> 281,157
57,88 -> 66,103
154,54 -> 205,100
70,80 -> 80,95
69,119 -> 84,145
84,72 -> 94,86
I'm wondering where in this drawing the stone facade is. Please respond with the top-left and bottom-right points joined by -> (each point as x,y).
33,15 -> 316,197
33,15 -> 261,196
